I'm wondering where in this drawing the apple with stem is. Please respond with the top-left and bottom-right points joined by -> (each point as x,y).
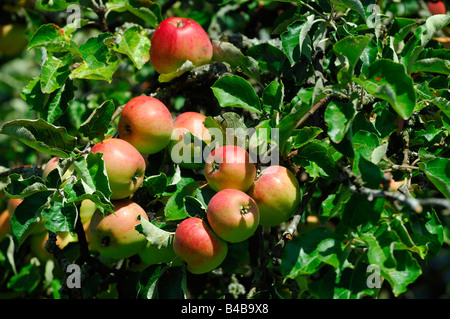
150,17 -> 213,75
204,145 -> 256,193
118,96 -> 173,155
247,165 -> 301,227
89,200 -> 149,260
207,189 -> 259,243
90,138 -> 146,200
173,217 -> 228,274
169,111 -> 212,168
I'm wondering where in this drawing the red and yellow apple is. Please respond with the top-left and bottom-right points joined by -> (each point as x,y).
169,111 -> 212,168
204,145 -> 256,193
89,200 -> 149,260
118,96 -> 173,155
90,138 -> 146,200
173,217 -> 228,274
207,189 -> 259,243
150,17 -> 213,74
247,165 -> 301,227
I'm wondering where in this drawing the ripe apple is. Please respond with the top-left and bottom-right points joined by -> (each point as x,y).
247,165 -> 301,227
204,145 -> 256,193
207,189 -> 259,243
89,200 -> 149,260
169,112 -> 212,168
90,138 -> 146,200
0,24 -> 28,56
118,96 -> 173,155
150,17 -> 213,74
426,0 -> 447,15
173,217 -> 228,274
0,209 -> 11,242
42,156 -> 74,182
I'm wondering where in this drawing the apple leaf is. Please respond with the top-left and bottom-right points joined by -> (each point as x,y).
324,100 -> 357,144
354,59 -> 416,120
0,119 -> 77,158
79,100 -> 115,141
106,0 -> 162,28
158,60 -> 195,83
112,25 -> 151,69
40,52 -> 72,94
419,157 -> 450,199
212,40 -> 261,82
212,75 -> 262,114
28,24 -> 78,53
135,217 -> 174,250
4,174 -> 48,199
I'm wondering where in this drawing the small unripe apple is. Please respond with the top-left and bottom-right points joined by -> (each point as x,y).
169,112 -> 212,168
138,240 -> 182,266
90,138 -> 146,200
426,0 -> 447,15
207,189 -> 259,243
204,145 -> 256,193
118,96 -> 173,155
89,200 -> 149,260
173,217 -> 228,274
150,17 -> 213,74
247,165 -> 301,227
0,24 -> 28,56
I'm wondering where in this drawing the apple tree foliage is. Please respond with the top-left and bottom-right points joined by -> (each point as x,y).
0,0 -> 450,299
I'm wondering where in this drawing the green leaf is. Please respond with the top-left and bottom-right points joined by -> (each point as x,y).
211,75 -> 262,114
70,33 -> 120,82
402,14 -> 450,74
7,263 -> 41,293
419,157 -> 450,199
40,53 -> 72,94
330,0 -> 366,20
5,174 -> 48,199
281,228 -> 343,278
324,100 -> 356,143
10,191 -> 53,246
164,179 -> 199,221
281,19 -> 311,66
212,40 -> 261,83
142,173 -> 168,197
113,25 -> 150,69
41,193 -> 77,233
72,153 -> 112,200
135,218 -> 174,249
387,18 -> 418,44
28,24 -> 76,53
138,265 -> 163,299
0,119 -> 77,158
35,0 -> 78,11
106,0 -> 162,28
362,232 -> 422,297
355,59 -> 416,120
333,35 -> 371,85
341,194 -> 384,231
79,100 -> 115,141
261,81 -> 284,114
294,140 -> 337,178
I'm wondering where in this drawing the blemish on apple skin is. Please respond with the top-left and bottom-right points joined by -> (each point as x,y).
102,236 -> 110,247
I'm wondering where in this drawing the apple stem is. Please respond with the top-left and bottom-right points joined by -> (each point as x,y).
211,160 -> 220,172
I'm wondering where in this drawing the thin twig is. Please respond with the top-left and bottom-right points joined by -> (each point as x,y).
294,96 -> 330,129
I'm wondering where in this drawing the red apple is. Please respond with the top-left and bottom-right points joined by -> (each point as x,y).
150,17 -> 213,74
89,200 -> 149,260
90,138 -> 146,200
427,0 -> 447,15
204,145 -> 256,192
169,112 -> 212,168
207,189 -> 259,243
247,165 -> 301,227
118,96 -> 173,155
173,217 -> 228,274
0,209 -> 11,242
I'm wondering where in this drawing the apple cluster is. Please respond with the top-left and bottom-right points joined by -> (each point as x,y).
0,17 -> 303,275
